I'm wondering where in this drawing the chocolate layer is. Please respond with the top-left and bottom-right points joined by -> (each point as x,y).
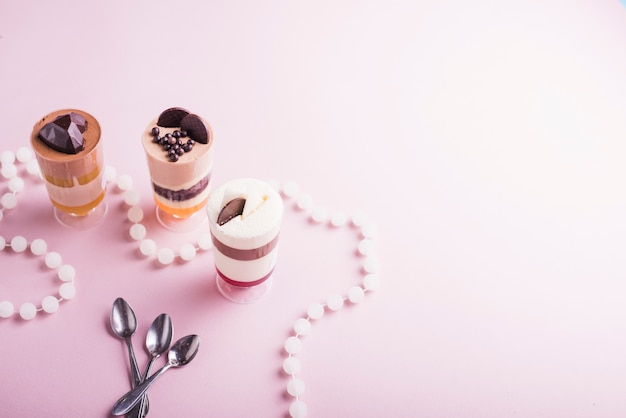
211,233 -> 279,261
152,174 -> 210,202
216,267 -> 274,287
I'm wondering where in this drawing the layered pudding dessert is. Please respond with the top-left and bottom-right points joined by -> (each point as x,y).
207,178 -> 284,288
142,107 -> 213,218
30,109 -> 105,216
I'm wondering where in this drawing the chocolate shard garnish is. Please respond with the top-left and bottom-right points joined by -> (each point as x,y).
157,107 -> 190,127
180,114 -> 210,144
53,112 -> 87,133
218,198 -> 246,226
38,113 -> 86,154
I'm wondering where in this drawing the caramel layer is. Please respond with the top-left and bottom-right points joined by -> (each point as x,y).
44,165 -> 102,188
154,196 -> 209,218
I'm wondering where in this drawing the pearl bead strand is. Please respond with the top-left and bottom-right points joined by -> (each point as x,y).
0,148 -> 42,221
103,167 -> 213,265
275,180 -> 381,418
0,235 -> 77,320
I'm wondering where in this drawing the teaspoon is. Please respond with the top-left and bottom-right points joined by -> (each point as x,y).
137,313 -> 173,417
110,297 -> 149,416
112,334 -> 200,416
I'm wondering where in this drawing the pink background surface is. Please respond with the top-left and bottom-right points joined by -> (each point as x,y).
2,0 -> 626,417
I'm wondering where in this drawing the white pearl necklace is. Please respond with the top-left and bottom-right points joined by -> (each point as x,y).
1,149 -> 77,320
275,180 -> 381,418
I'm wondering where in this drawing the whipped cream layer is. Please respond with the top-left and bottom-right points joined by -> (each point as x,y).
142,115 -> 213,217
207,178 -> 284,285
31,109 -> 105,215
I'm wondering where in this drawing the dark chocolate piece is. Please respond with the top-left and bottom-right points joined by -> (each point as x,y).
53,112 -> 87,133
217,197 -> 246,226
38,113 -> 86,154
180,114 -> 210,144
157,107 -> 190,127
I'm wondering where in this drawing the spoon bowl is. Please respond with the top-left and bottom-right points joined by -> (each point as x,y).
112,334 -> 201,416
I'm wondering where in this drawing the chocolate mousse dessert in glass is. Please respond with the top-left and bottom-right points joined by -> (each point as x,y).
206,178 -> 284,303
31,109 -> 107,229
142,107 -> 213,232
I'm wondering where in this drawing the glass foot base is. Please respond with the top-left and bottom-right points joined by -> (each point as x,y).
156,207 -> 207,233
54,203 -> 107,231
216,275 -> 273,303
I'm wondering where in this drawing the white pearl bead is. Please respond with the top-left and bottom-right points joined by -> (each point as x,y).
157,248 -> 175,265
179,243 -> 197,261
10,236 -> 28,252
45,252 -> 62,269
282,356 -> 301,374
129,223 -> 147,241
0,235 -> 5,248
26,159 -> 41,177
330,211 -> 348,228
363,256 -> 380,274
310,207 -> 329,224
30,238 -> 47,256
360,223 -> 378,239
58,265 -> 76,282
1,164 -> 17,179
8,176 -> 24,193
348,286 -> 365,303
19,303 -> 37,320
284,336 -> 303,355
127,206 -> 144,223
282,181 -> 299,198
16,146 -> 32,163
351,211 -> 368,227
103,165 -> 117,183
197,234 -> 213,250
59,283 -> 76,300
124,190 -> 140,206
42,296 -> 59,313
116,174 -> 133,191
139,239 -> 157,256
357,239 -> 375,257
296,194 -> 313,210
363,274 -> 380,291
293,318 -> 311,336
1,193 -> 18,210
289,400 -> 308,418
326,294 -> 344,311
307,303 -> 325,320
287,378 -> 306,397
0,301 -> 14,318
0,150 -> 15,165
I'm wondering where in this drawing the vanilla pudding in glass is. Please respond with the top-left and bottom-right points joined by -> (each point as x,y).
30,108 -> 107,229
207,178 -> 284,303
142,107 -> 213,231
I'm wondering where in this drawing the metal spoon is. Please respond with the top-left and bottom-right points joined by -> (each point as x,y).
137,313 -> 173,417
110,297 -> 149,416
112,334 -> 200,416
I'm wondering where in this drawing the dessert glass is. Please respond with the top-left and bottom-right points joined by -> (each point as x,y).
142,108 -> 213,232
206,178 -> 284,303
30,109 -> 107,229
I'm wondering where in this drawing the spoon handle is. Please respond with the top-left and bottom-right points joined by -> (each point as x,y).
125,339 -> 149,418
112,363 -> 171,416
136,356 -> 156,417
